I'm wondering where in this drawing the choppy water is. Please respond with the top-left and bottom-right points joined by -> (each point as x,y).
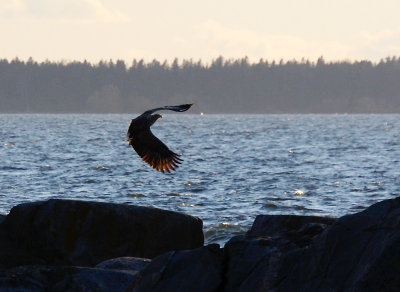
0,114 -> 399,244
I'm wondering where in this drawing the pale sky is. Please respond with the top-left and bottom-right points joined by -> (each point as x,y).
1,0 -> 400,63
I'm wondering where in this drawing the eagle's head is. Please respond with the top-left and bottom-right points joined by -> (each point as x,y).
149,114 -> 162,126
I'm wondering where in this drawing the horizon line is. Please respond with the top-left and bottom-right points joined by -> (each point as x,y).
2,55 -> 400,66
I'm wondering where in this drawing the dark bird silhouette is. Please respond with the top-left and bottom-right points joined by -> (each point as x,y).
126,104 -> 193,173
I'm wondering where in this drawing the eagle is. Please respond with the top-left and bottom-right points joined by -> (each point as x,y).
126,104 -> 193,173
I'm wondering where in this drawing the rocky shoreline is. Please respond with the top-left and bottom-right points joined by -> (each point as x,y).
1,197 -> 400,291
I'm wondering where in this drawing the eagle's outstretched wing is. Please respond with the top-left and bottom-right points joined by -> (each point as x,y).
129,130 -> 182,173
143,103 -> 193,115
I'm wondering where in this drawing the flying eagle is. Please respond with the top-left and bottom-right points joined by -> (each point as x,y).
126,104 -> 193,173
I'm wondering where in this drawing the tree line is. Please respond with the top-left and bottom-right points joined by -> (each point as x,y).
0,56 -> 399,113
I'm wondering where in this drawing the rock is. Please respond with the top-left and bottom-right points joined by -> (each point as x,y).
223,235 -> 282,292
129,244 -> 224,292
0,265 -> 136,291
0,214 -> 5,225
224,215 -> 335,291
225,197 -> 400,291
0,199 -> 204,268
248,214 -> 336,247
0,227 -> 46,270
275,196 -> 400,291
3,196 -> 400,291
95,257 -> 151,272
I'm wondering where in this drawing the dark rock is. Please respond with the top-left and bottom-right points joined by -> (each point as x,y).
0,265 -> 136,291
227,197 -> 400,291
129,244 -> 224,292
3,196 -> 400,291
248,214 -> 336,247
275,196 -> 400,291
248,214 -> 335,237
95,257 -> 151,272
0,227 -> 46,270
0,214 -> 5,225
223,215 -> 334,291
223,235 -> 283,292
55,267 -> 136,291
0,199 -> 203,268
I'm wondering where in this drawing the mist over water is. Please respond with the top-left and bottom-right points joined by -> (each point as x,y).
1,114 -> 399,244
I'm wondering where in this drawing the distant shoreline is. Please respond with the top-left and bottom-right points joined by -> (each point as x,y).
1,57 -> 400,113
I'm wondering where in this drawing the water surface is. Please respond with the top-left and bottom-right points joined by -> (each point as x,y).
1,114 -> 399,244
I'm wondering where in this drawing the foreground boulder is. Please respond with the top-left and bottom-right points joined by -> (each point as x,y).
2,196 -> 400,291
129,244 -> 224,292
0,199 -> 204,268
0,214 -> 5,224
95,257 -> 151,271
247,214 -> 336,244
275,196 -> 400,291
0,265 -> 137,291
223,215 -> 335,291
222,197 -> 400,291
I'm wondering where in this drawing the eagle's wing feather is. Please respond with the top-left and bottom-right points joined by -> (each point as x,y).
129,130 -> 182,173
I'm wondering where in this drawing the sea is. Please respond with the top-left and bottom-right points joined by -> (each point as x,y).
0,114 -> 399,245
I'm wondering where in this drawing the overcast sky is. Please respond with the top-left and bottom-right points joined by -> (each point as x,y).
1,0 -> 400,63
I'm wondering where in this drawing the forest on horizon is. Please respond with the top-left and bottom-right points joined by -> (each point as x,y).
1,56 -> 400,113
